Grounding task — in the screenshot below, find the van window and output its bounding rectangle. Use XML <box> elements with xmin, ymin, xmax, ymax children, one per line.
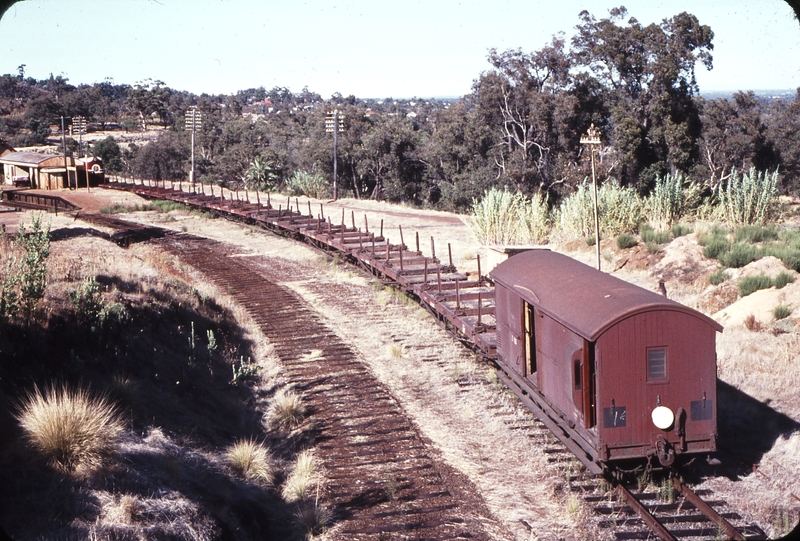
<box><xmin>647</xmin><ymin>348</ymin><xmax>667</xmax><ymax>380</ymax></box>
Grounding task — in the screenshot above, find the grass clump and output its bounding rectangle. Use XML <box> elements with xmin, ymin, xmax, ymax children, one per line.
<box><xmin>225</xmin><ymin>438</ymin><xmax>274</xmax><ymax>485</ymax></box>
<box><xmin>294</xmin><ymin>502</ymin><xmax>332</xmax><ymax>537</ymax></box>
<box><xmin>14</xmin><ymin>384</ymin><xmax>124</xmax><ymax>472</ymax></box>
<box><xmin>639</xmin><ymin>223</ymin><xmax>672</xmax><ymax>244</ymax></box>
<box><xmin>773</xmin><ymin>304</ymin><xmax>793</xmax><ymax>321</ymax></box>
<box><xmin>708</xmin><ymin>268</ymin><xmax>731</xmax><ymax>286</ymax></box>
<box><xmin>282</xmin><ymin>450</ymin><xmax>318</xmax><ymax>502</ymax></box>
<box><xmin>718</xmin><ymin>243</ymin><xmax>759</xmax><ymax>268</ymax></box>
<box><xmin>671</xmin><ymin>223</ymin><xmax>693</xmax><ymax>238</ymax></box>
<box><xmin>266</xmin><ymin>388</ymin><xmax>306</xmax><ymax>431</ymax></box>
<box><xmin>734</xmin><ymin>224</ymin><xmax>779</xmax><ymax>243</ymax></box>
<box><xmin>738</xmin><ymin>274</ymin><xmax>774</xmax><ymax>297</ymax></box>
<box><xmin>774</xmin><ymin>271</ymin><xmax>795</xmax><ymax>289</ymax></box>
<box><xmin>616</xmin><ymin>233</ymin><xmax>637</xmax><ymax>249</ymax></box>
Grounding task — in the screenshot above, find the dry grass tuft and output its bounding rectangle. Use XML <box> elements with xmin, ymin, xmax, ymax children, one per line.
<box><xmin>225</xmin><ymin>438</ymin><xmax>275</xmax><ymax>485</ymax></box>
<box><xmin>266</xmin><ymin>388</ymin><xmax>307</xmax><ymax>431</ymax></box>
<box><xmin>744</xmin><ymin>314</ymin><xmax>762</xmax><ymax>332</ymax></box>
<box><xmin>14</xmin><ymin>384</ymin><xmax>124</xmax><ymax>472</ymax></box>
<box><xmin>293</xmin><ymin>501</ymin><xmax>332</xmax><ymax>538</ymax></box>
<box><xmin>282</xmin><ymin>450</ymin><xmax>319</xmax><ymax>502</ymax></box>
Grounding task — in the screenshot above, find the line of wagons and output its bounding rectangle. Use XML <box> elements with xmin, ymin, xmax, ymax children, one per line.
<box><xmin>489</xmin><ymin>250</ymin><xmax>721</xmax><ymax>474</ymax></box>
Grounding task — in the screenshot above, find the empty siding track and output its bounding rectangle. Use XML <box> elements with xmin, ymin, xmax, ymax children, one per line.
<box><xmin>78</xmin><ymin>213</ymin><xmax>496</xmax><ymax>539</ymax></box>
<box><xmin>77</xmin><ymin>182</ymin><xmax>772</xmax><ymax>540</ymax></box>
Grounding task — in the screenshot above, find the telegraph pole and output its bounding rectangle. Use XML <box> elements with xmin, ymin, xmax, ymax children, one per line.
<box><xmin>60</xmin><ymin>116</ymin><xmax>70</xmax><ymax>190</ymax></box>
<box><xmin>580</xmin><ymin>123</ymin><xmax>602</xmax><ymax>270</ymax></box>
<box><xmin>73</xmin><ymin>116</ymin><xmax>88</xmax><ymax>192</ymax></box>
<box><xmin>325</xmin><ymin>109</ymin><xmax>344</xmax><ymax>200</ymax></box>
<box><xmin>185</xmin><ymin>107</ymin><xmax>202</xmax><ymax>190</ymax></box>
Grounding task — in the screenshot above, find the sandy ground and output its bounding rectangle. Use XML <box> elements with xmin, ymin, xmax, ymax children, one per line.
<box><xmin>4</xmin><ymin>187</ymin><xmax>800</xmax><ymax>538</ymax></box>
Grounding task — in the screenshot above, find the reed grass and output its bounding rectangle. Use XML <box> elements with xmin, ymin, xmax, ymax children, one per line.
<box><xmin>717</xmin><ymin>167</ymin><xmax>780</xmax><ymax>226</ymax></box>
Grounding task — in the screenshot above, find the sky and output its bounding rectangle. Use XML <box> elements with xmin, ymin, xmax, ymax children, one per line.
<box><xmin>0</xmin><ymin>0</ymin><xmax>799</xmax><ymax>99</ymax></box>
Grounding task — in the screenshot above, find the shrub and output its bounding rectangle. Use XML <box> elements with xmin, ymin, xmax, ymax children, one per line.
<box><xmin>734</xmin><ymin>224</ymin><xmax>779</xmax><ymax>244</ymax></box>
<box><xmin>717</xmin><ymin>167</ymin><xmax>779</xmax><ymax>226</ymax></box>
<box><xmin>645</xmin><ymin>241</ymin><xmax>662</xmax><ymax>254</ymax></box>
<box><xmin>68</xmin><ymin>277</ymin><xmax>104</xmax><ymax>327</ymax></box>
<box><xmin>773</xmin><ymin>304</ymin><xmax>793</xmax><ymax>321</ymax></box>
<box><xmin>738</xmin><ymin>274</ymin><xmax>774</xmax><ymax>297</ymax></box>
<box><xmin>774</xmin><ymin>271</ymin><xmax>795</xmax><ymax>289</ymax></box>
<box><xmin>14</xmin><ymin>385</ymin><xmax>123</xmax><ymax>472</ymax></box>
<box><xmin>647</xmin><ymin>172</ymin><xmax>701</xmax><ymax>231</ymax></box>
<box><xmin>709</xmin><ymin>268</ymin><xmax>731</xmax><ymax>285</ymax></box>
<box><xmin>703</xmin><ymin>237</ymin><xmax>731</xmax><ymax>260</ymax></box>
<box><xmin>225</xmin><ymin>438</ymin><xmax>274</xmax><ymax>485</ymax></box>
<box><xmin>266</xmin><ymin>389</ymin><xmax>306</xmax><ymax>431</ymax></box>
<box><xmin>16</xmin><ymin>214</ymin><xmax>51</xmax><ymax>321</ymax></box>
<box><xmin>671</xmin><ymin>223</ymin><xmax>693</xmax><ymax>238</ymax></box>
<box><xmin>616</xmin><ymin>233</ymin><xmax>638</xmax><ymax>249</ymax></box>
<box><xmin>719</xmin><ymin>243</ymin><xmax>759</xmax><ymax>268</ymax></box>
<box><xmin>640</xmin><ymin>223</ymin><xmax>672</xmax><ymax>244</ymax></box>
<box><xmin>285</xmin><ymin>170</ymin><xmax>329</xmax><ymax>199</ymax></box>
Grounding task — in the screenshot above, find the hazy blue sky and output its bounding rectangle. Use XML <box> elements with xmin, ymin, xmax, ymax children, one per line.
<box><xmin>1</xmin><ymin>0</ymin><xmax>798</xmax><ymax>98</ymax></box>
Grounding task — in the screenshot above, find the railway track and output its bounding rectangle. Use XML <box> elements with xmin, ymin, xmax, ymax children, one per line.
<box><xmin>77</xmin><ymin>214</ymin><xmax>498</xmax><ymax>539</ymax></box>
<box><xmin>589</xmin><ymin>477</ymin><xmax>766</xmax><ymax>540</ymax></box>
<box><xmin>77</xmin><ymin>181</ymin><xmax>772</xmax><ymax>540</ymax></box>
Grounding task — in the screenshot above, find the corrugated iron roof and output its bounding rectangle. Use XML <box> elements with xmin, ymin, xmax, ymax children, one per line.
<box><xmin>489</xmin><ymin>249</ymin><xmax>722</xmax><ymax>341</ymax></box>
<box><xmin>0</xmin><ymin>151</ymin><xmax>61</xmax><ymax>165</ymax></box>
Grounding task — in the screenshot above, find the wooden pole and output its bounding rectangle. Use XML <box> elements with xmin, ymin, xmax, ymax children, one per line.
<box><xmin>448</xmin><ymin>243</ymin><xmax>453</xmax><ymax>268</ymax></box>
<box><xmin>431</xmin><ymin>237</ymin><xmax>436</xmax><ymax>259</ymax></box>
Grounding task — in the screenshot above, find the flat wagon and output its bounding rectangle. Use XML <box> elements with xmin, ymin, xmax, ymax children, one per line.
<box><xmin>490</xmin><ymin>249</ymin><xmax>722</xmax><ymax>473</ymax></box>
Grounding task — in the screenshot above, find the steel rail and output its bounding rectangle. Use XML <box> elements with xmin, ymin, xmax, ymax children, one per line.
<box><xmin>615</xmin><ymin>483</ymin><xmax>678</xmax><ymax>541</ymax></box>
<box><xmin>671</xmin><ymin>477</ymin><xmax>745</xmax><ymax>541</ymax></box>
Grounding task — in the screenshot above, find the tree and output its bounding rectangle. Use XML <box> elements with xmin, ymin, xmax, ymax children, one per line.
<box><xmin>766</xmin><ymin>88</ymin><xmax>800</xmax><ymax>191</ymax></box>
<box><xmin>125</xmin><ymin>79</ymin><xmax>172</xmax><ymax>129</ymax></box>
<box><xmin>471</xmin><ymin>38</ymin><xmax>596</xmax><ymax>195</ymax></box>
<box><xmin>698</xmin><ymin>92</ymin><xmax>775</xmax><ymax>188</ymax></box>
<box><xmin>133</xmin><ymin>132</ymin><xmax>187</xmax><ymax>181</ymax></box>
<box><xmin>571</xmin><ymin>7</ymin><xmax>714</xmax><ymax>186</ymax></box>
<box><xmin>92</xmin><ymin>136</ymin><xmax>123</xmax><ymax>173</ymax></box>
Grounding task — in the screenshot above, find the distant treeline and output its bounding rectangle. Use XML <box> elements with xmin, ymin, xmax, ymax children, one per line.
<box><xmin>2</xmin><ymin>7</ymin><xmax>799</xmax><ymax>211</ymax></box>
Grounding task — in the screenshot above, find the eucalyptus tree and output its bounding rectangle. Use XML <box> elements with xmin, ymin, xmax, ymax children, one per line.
<box><xmin>571</xmin><ymin>6</ymin><xmax>714</xmax><ymax>186</ymax></box>
<box><xmin>698</xmin><ymin>91</ymin><xmax>775</xmax><ymax>188</ymax></box>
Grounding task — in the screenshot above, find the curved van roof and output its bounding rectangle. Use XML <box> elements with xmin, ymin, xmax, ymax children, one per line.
<box><xmin>490</xmin><ymin>249</ymin><xmax>723</xmax><ymax>341</ymax></box>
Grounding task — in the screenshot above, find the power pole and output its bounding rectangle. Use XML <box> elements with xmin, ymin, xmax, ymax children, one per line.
<box><xmin>580</xmin><ymin>123</ymin><xmax>602</xmax><ymax>270</ymax></box>
<box><xmin>60</xmin><ymin>116</ymin><xmax>70</xmax><ymax>190</ymax></box>
<box><xmin>185</xmin><ymin>107</ymin><xmax>202</xmax><ymax>190</ymax></box>
<box><xmin>73</xmin><ymin>116</ymin><xmax>88</xmax><ymax>192</ymax></box>
<box><xmin>325</xmin><ymin>109</ymin><xmax>344</xmax><ymax>200</ymax></box>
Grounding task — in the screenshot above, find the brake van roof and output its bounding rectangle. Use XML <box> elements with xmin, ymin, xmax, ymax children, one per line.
<box><xmin>489</xmin><ymin>249</ymin><xmax>723</xmax><ymax>341</ymax></box>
